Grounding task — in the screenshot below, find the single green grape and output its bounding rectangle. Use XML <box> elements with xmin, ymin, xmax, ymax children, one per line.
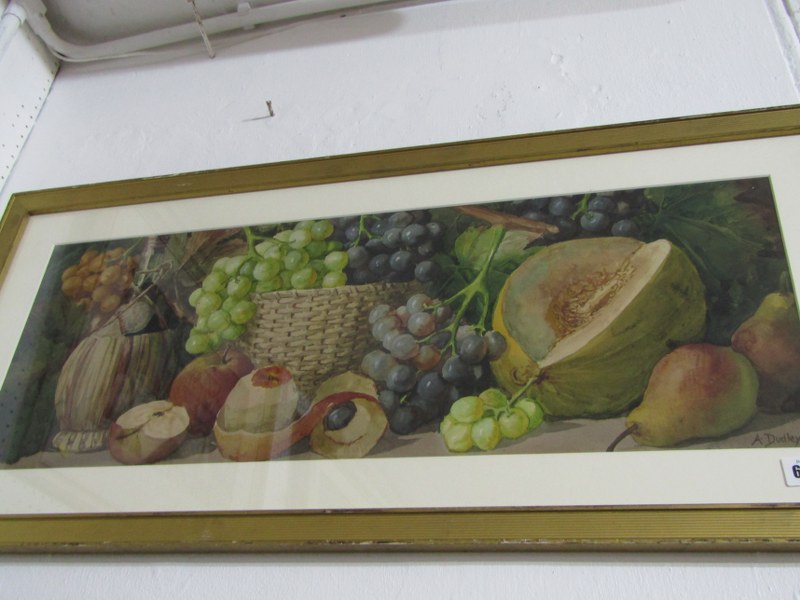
<box><xmin>185</xmin><ymin>332</ymin><xmax>210</xmax><ymax>354</ymax></box>
<box><xmin>449</xmin><ymin>396</ymin><xmax>485</xmax><ymax>424</ymax></box>
<box><xmin>440</xmin><ymin>414</ymin><xmax>457</xmax><ymax>435</ymax></box>
<box><xmin>237</xmin><ymin>258</ymin><xmax>256</xmax><ymax>278</ymax></box>
<box><xmin>324</xmin><ymin>250</ymin><xmax>348</xmax><ymax>272</ymax></box>
<box><xmin>254</xmin><ymin>238</ymin><xmax>279</xmax><ymax>258</ymax></box>
<box><xmin>478</xmin><ymin>388</ymin><xmax>509</xmax><ymax>410</ymax></box>
<box><xmin>207</xmin><ymin>332</ymin><xmax>222</xmax><ymax>351</ymax></box>
<box><xmin>515</xmin><ymin>398</ymin><xmax>545</xmax><ymax>431</ymax></box>
<box><xmin>195</xmin><ymin>292</ymin><xmax>223</xmax><ymax>317</ymax></box>
<box><xmin>188</xmin><ymin>288</ymin><xmax>204</xmax><ymax>307</ymax></box>
<box><xmin>220</xmin><ymin>323</ymin><xmax>246</xmax><ymax>341</ymax></box>
<box><xmin>274</xmin><ymin>230</ymin><xmax>293</xmax><ymax>243</ymax></box>
<box><xmin>326</xmin><ymin>240</ymin><xmax>343</xmax><ymax>252</ymax></box>
<box><xmin>322</xmin><ymin>271</ymin><xmax>347</xmax><ymax>288</ymax></box>
<box><xmin>202</xmin><ymin>270</ymin><xmax>228</xmax><ymax>293</ymax></box>
<box><xmin>310</xmin><ymin>219</ymin><xmax>334</xmax><ymax>240</ymax></box>
<box><xmin>223</xmin><ymin>255</ymin><xmax>248</xmax><ymax>276</ymax></box>
<box><xmin>229</xmin><ymin>299</ymin><xmax>257</xmax><ymax>325</ymax></box>
<box><xmin>289</xmin><ymin>229</ymin><xmax>312</xmax><ymax>249</ymax></box>
<box><xmin>498</xmin><ymin>407</ymin><xmax>529</xmax><ymax>439</ymax></box>
<box><xmin>440</xmin><ymin>416</ymin><xmax>474</xmax><ymax>452</ymax></box>
<box><xmin>294</xmin><ymin>220</ymin><xmax>315</xmax><ymax>231</ymax></box>
<box><xmin>255</xmin><ymin>276</ymin><xmax>283</xmax><ymax>293</ymax></box>
<box><xmin>212</xmin><ymin>257</ymin><xmax>229</xmax><ymax>272</ymax></box>
<box><xmin>270</xmin><ymin>245</ymin><xmax>290</xmax><ymax>261</ymax></box>
<box><xmin>194</xmin><ymin>315</ymin><xmax>209</xmax><ymax>332</ymax></box>
<box><xmin>471</xmin><ymin>417</ymin><xmax>502</xmax><ymax>451</ymax></box>
<box><xmin>308</xmin><ymin>258</ymin><xmax>327</xmax><ymax>274</ymax></box>
<box><xmin>261</xmin><ymin>243</ymin><xmax>286</xmax><ymax>261</ymax></box>
<box><xmin>207</xmin><ymin>309</ymin><xmax>232</xmax><ymax>332</ymax></box>
<box><xmin>226</xmin><ymin>275</ymin><xmax>253</xmax><ymax>299</ymax></box>
<box><xmin>283</xmin><ymin>249</ymin><xmax>309</xmax><ymax>272</ymax></box>
<box><xmin>253</xmin><ymin>258</ymin><xmax>281</xmax><ymax>282</ymax></box>
<box><xmin>221</xmin><ymin>296</ymin><xmax>239</xmax><ymax>312</ymax></box>
<box><xmin>290</xmin><ymin>266</ymin><xmax>317</xmax><ymax>289</ymax></box>
<box><xmin>306</xmin><ymin>240</ymin><xmax>328</xmax><ymax>259</ymax></box>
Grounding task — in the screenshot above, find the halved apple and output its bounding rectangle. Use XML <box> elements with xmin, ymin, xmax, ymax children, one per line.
<box><xmin>108</xmin><ymin>400</ymin><xmax>190</xmax><ymax>465</ymax></box>
<box><xmin>308</xmin><ymin>372</ymin><xmax>387</xmax><ymax>459</ymax></box>
<box><xmin>309</xmin><ymin>397</ymin><xmax>388</xmax><ymax>459</ymax></box>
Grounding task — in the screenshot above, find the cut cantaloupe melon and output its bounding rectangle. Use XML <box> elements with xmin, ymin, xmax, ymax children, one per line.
<box><xmin>491</xmin><ymin>237</ymin><xmax>707</xmax><ymax>418</ymax></box>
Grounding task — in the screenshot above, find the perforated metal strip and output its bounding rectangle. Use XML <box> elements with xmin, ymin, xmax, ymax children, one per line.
<box><xmin>0</xmin><ymin>20</ymin><xmax>59</xmax><ymax>196</ymax></box>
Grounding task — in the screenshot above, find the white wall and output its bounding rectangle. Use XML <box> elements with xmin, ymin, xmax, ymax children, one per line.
<box><xmin>4</xmin><ymin>0</ymin><xmax>800</xmax><ymax>195</ymax></box>
<box><xmin>2</xmin><ymin>0</ymin><xmax>800</xmax><ymax>597</ymax></box>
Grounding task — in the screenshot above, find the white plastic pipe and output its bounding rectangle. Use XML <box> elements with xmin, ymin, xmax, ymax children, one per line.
<box><xmin>17</xmin><ymin>0</ymin><xmax>439</xmax><ymax>62</ymax></box>
<box><xmin>0</xmin><ymin>0</ymin><xmax>27</xmax><ymax>58</ymax></box>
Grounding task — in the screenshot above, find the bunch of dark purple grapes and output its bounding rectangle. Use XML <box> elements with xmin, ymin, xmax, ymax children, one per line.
<box><xmin>502</xmin><ymin>189</ymin><xmax>647</xmax><ymax>243</ymax></box>
<box><xmin>360</xmin><ymin>293</ymin><xmax>508</xmax><ymax>435</ymax></box>
<box><xmin>331</xmin><ymin>210</ymin><xmax>445</xmax><ymax>285</ymax></box>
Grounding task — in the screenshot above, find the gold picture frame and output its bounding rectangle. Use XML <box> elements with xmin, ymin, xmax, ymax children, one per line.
<box><xmin>1</xmin><ymin>105</ymin><xmax>800</xmax><ymax>552</ymax></box>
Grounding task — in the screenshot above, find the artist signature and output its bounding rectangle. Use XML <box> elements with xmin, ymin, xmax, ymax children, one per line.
<box><xmin>751</xmin><ymin>432</ymin><xmax>800</xmax><ymax>447</ymax></box>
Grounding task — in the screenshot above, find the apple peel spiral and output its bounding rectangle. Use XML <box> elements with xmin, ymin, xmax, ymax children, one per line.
<box><xmin>213</xmin><ymin>370</ymin><xmax>387</xmax><ymax>461</ymax></box>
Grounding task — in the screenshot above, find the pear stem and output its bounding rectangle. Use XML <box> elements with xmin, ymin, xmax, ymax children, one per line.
<box><xmin>606</xmin><ymin>424</ymin><xmax>638</xmax><ymax>452</ymax></box>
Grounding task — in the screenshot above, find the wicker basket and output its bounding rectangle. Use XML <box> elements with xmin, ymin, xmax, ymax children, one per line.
<box><xmin>238</xmin><ymin>281</ymin><xmax>419</xmax><ymax>395</ymax></box>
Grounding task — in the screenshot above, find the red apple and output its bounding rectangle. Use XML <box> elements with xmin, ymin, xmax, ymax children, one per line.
<box><xmin>109</xmin><ymin>400</ymin><xmax>190</xmax><ymax>465</ymax></box>
<box><xmin>169</xmin><ymin>347</ymin><xmax>254</xmax><ymax>435</ymax></box>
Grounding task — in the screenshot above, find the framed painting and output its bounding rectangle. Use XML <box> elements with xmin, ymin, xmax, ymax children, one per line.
<box><xmin>1</xmin><ymin>106</ymin><xmax>800</xmax><ymax>552</ymax></box>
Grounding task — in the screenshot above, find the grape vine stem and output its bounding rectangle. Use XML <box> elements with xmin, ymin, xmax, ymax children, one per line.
<box><xmin>509</xmin><ymin>371</ymin><xmax>542</xmax><ymax>405</ymax></box>
<box><xmin>438</xmin><ymin>225</ymin><xmax>506</xmax><ymax>351</ymax></box>
<box><xmin>243</xmin><ymin>226</ymin><xmax>261</xmax><ymax>255</ymax></box>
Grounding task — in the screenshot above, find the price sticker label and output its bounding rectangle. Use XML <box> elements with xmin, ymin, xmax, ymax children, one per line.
<box><xmin>780</xmin><ymin>458</ymin><xmax>800</xmax><ymax>487</ymax></box>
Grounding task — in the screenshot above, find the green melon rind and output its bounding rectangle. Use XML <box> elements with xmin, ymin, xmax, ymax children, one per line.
<box><xmin>491</xmin><ymin>238</ymin><xmax>707</xmax><ymax>418</ymax></box>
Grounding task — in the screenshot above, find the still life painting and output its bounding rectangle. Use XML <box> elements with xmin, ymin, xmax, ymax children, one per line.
<box><xmin>1</xmin><ymin>176</ymin><xmax>798</xmax><ymax>469</ymax></box>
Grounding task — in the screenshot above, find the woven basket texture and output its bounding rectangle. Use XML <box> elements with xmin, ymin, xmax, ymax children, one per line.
<box><xmin>239</xmin><ymin>282</ymin><xmax>418</xmax><ymax>394</ymax></box>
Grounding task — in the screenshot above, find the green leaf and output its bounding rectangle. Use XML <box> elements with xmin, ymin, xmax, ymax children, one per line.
<box><xmin>644</xmin><ymin>179</ymin><xmax>787</xmax><ymax>343</ymax></box>
<box><xmin>455</xmin><ymin>225</ymin><xmax>538</xmax><ymax>274</ymax></box>
<box><xmin>441</xmin><ymin>225</ymin><xmax>541</xmax><ymax>326</ymax></box>
<box><xmin>494</xmin><ymin>229</ymin><xmax>541</xmax><ymax>266</ymax></box>
<box><xmin>453</xmin><ymin>226</ymin><xmax>490</xmax><ymax>271</ymax></box>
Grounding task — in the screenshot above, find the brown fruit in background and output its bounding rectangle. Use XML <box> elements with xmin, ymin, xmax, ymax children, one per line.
<box><xmin>80</xmin><ymin>249</ymin><xmax>99</xmax><ymax>265</ymax></box>
<box><xmin>61</xmin><ymin>276</ymin><xmax>82</xmax><ymax>297</ymax></box>
<box><xmin>99</xmin><ymin>264</ymin><xmax>122</xmax><ymax>285</ymax></box>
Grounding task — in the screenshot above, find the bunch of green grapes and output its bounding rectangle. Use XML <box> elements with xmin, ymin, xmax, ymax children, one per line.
<box><xmin>184</xmin><ymin>219</ymin><xmax>348</xmax><ymax>355</ymax></box>
<box><xmin>440</xmin><ymin>387</ymin><xmax>544</xmax><ymax>452</ymax></box>
<box><xmin>250</xmin><ymin>219</ymin><xmax>349</xmax><ymax>292</ymax></box>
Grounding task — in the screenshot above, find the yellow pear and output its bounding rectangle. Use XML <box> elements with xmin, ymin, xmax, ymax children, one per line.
<box><xmin>731</xmin><ymin>291</ymin><xmax>800</xmax><ymax>412</ymax></box>
<box><xmin>611</xmin><ymin>343</ymin><xmax>758</xmax><ymax>449</ymax></box>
